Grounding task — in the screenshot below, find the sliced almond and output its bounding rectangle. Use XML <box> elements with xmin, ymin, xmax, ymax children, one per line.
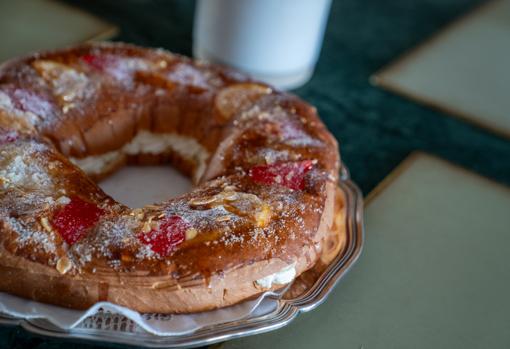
<box><xmin>216</xmin><ymin>215</ymin><xmax>231</xmax><ymax>222</ymax></box>
<box><xmin>56</xmin><ymin>196</ymin><xmax>71</xmax><ymax>205</ymax></box>
<box><xmin>158</xmin><ymin>60</ymin><xmax>168</xmax><ymax>68</ymax></box>
<box><xmin>62</xmin><ymin>103</ymin><xmax>75</xmax><ymax>113</ymax></box>
<box><xmin>188</xmin><ymin>196</ymin><xmax>217</xmax><ymax>207</ymax></box>
<box><xmin>130</xmin><ymin>208</ymin><xmax>145</xmax><ymax>220</ymax></box>
<box><xmin>255</xmin><ymin>203</ymin><xmax>272</xmax><ymax>228</ymax></box>
<box><xmin>56</xmin><ymin>256</ymin><xmax>72</xmax><ymax>274</ymax></box>
<box><xmin>221</xmin><ymin>191</ymin><xmax>238</xmax><ymax>201</ymax></box>
<box><xmin>222</xmin><ymin>184</ymin><xmax>237</xmax><ymax>191</ymax></box>
<box><xmin>40</xmin><ymin>217</ymin><xmax>53</xmax><ymax>233</ymax></box>
<box><xmin>141</xmin><ymin>221</ymin><xmax>152</xmax><ymax>233</ymax></box>
<box><xmin>32</xmin><ymin>60</ymin><xmax>68</xmax><ymax>81</ymax></box>
<box><xmin>185</xmin><ymin>228</ymin><xmax>198</xmax><ymax>240</ymax></box>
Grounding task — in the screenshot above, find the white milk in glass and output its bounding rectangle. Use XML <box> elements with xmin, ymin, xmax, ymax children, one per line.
<box><xmin>193</xmin><ymin>0</ymin><xmax>332</xmax><ymax>90</ymax></box>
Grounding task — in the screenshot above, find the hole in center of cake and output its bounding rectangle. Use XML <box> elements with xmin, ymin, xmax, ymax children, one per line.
<box><xmin>98</xmin><ymin>165</ymin><xmax>192</xmax><ymax>208</ymax></box>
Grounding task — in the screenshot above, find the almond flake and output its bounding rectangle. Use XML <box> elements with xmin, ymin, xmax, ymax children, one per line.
<box><xmin>188</xmin><ymin>196</ymin><xmax>217</xmax><ymax>207</ymax></box>
<box><xmin>56</xmin><ymin>256</ymin><xmax>72</xmax><ymax>274</ymax></box>
<box><xmin>142</xmin><ymin>221</ymin><xmax>152</xmax><ymax>233</ymax></box>
<box><xmin>216</xmin><ymin>215</ymin><xmax>231</xmax><ymax>222</ymax></box>
<box><xmin>255</xmin><ymin>203</ymin><xmax>272</xmax><ymax>228</ymax></box>
<box><xmin>40</xmin><ymin>217</ymin><xmax>53</xmax><ymax>233</ymax></box>
<box><xmin>185</xmin><ymin>228</ymin><xmax>198</xmax><ymax>240</ymax></box>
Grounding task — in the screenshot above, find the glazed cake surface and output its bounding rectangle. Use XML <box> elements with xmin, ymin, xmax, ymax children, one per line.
<box><xmin>0</xmin><ymin>43</ymin><xmax>341</xmax><ymax>313</ymax></box>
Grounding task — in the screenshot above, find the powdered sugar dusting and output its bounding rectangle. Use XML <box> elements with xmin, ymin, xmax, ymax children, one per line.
<box><xmin>12</xmin><ymin>88</ymin><xmax>54</xmax><ymax>124</ymax></box>
<box><xmin>83</xmin><ymin>54</ymin><xmax>153</xmax><ymax>85</ymax></box>
<box><xmin>0</xmin><ymin>143</ymin><xmax>52</xmax><ymax>190</ymax></box>
<box><xmin>108</xmin><ymin>57</ymin><xmax>152</xmax><ymax>83</ymax></box>
<box><xmin>4</xmin><ymin>217</ymin><xmax>57</xmax><ymax>255</ymax></box>
<box><xmin>0</xmin><ymin>90</ymin><xmax>41</xmax><ymax>126</ymax></box>
<box><xmin>0</xmin><ymin>43</ymin><xmax>334</xmax><ymax>286</ymax></box>
<box><xmin>166</xmin><ymin>63</ymin><xmax>214</xmax><ymax>89</ymax></box>
<box><xmin>73</xmin><ymin>214</ymin><xmax>143</xmax><ymax>266</ymax></box>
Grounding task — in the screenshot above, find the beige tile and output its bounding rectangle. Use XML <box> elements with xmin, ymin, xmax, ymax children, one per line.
<box><xmin>0</xmin><ymin>0</ymin><xmax>117</xmax><ymax>62</ymax></box>
<box><xmin>372</xmin><ymin>0</ymin><xmax>510</xmax><ymax>138</ymax></box>
<box><xmin>223</xmin><ymin>153</ymin><xmax>510</xmax><ymax>349</ymax></box>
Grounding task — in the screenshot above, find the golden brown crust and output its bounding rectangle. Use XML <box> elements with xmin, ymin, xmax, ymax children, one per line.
<box><xmin>0</xmin><ymin>186</ymin><xmax>345</xmax><ymax>313</ymax></box>
<box><xmin>0</xmin><ymin>43</ymin><xmax>341</xmax><ymax>313</ymax></box>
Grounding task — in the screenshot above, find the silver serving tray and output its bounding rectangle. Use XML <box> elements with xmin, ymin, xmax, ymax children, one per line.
<box><xmin>0</xmin><ymin>166</ymin><xmax>364</xmax><ymax>348</ymax></box>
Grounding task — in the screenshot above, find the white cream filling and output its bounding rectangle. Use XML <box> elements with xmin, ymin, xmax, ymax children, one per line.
<box><xmin>71</xmin><ymin>131</ymin><xmax>209</xmax><ymax>182</ymax></box>
<box><xmin>255</xmin><ymin>263</ymin><xmax>296</xmax><ymax>289</ymax></box>
<box><xmin>72</xmin><ymin>151</ymin><xmax>120</xmax><ymax>175</ymax></box>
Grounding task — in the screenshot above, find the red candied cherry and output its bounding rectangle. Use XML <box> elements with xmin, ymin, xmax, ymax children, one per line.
<box><xmin>0</xmin><ymin>129</ymin><xmax>18</xmax><ymax>145</ymax></box>
<box><xmin>81</xmin><ymin>54</ymin><xmax>112</xmax><ymax>71</ymax></box>
<box><xmin>138</xmin><ymin>215</ymin><xmax>187</xmax><ymax>256</ymax></box>
<box><xmin>51</xmin><ymin>196</ymin><xmax>104</xmax><ymax>245</ymax></box>
<box><xmin>249</xmin><ymin>160</ymin><xmax>314</xmax><ymax>190</ymax></box>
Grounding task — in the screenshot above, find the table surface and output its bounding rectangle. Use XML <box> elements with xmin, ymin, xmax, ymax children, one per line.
<box><xmin>2</xmin><ymin>0</ymin><xmax>509</xmax><ymax>348</ymax></box>
<box><xmin>223</xmin><ymin>153</ymin><xmax>510</xmax><ymax>349</ymax></box>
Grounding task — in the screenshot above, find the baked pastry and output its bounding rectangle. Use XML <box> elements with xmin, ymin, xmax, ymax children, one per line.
<box><xmin>0</xmin><ymin>43</ymin><xmax>341</xmax><ymax>313</ymax></box>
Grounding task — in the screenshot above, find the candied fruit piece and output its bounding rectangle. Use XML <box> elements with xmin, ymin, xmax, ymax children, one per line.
<box><xmin>51</xmin><ymin>196</ymin><xmax>104</xmax><ymax>245</ymax></box>
<box><xmin>249</xmin><ymin>160</ymin><xmax>314</xmax><ymax>190</ymax></box>
<box><xmin>138</xmin><ymin>215</ymin><xmax>187</xmax><ymax>256</ymax></box>
<box><xmin>81</xmin><ymin>54</ymin><xmax>111</xmax><ymax>71</ymax></box>
<box><xmin>215</xmin><ymin>83</ymin><xmax>271</xmax><ymax>120</ymax></box>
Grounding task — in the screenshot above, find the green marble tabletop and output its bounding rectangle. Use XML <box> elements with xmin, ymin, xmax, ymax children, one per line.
<box><xmin>1</xmin><ymin>0</ymin><xmax>509</xmax><ymax>348</ymax></box>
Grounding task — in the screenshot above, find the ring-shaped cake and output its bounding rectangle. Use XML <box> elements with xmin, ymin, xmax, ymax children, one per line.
<box><xmin>0</xmin><ymin>43</ymin><xmax>341</xmax><ymax>313</ymax></box>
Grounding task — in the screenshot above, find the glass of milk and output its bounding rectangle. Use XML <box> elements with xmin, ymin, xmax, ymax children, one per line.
<box><xmin>193</xmin><ymin>0</ymin><xmax>332</xmax><ymax>90</ymax></box>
